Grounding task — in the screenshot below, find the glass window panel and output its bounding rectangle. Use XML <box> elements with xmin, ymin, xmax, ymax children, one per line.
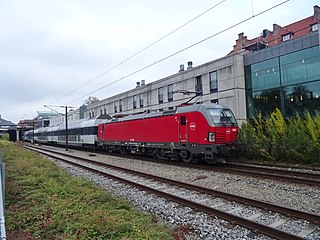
<box><xmin>168</xmin><ymin>84</ymin><xmax>173</xmax><ymax>102</ymax></box>
<box><xmin>306</xmin><ymin>55</ymin><xmax>320</xmax><ymax>81</ymax></box>
<box><xmin>251</xmin><ymin>67</ymin><xmax>280</xmax><ymax>91</ymax></box>
<box><xmin>312</xmin><ymin>24</ymin><xmax>318</xmax><ymax>32</ymax></box>
<box><xmin>280</xmin><ymin>46</ymin><xmax>319</xmax><ymax>65</ymax></box>
<box><xmin>139</xmin><ymin>94</ymin><xmax>143</xmax><ymax>107</ymax></box>
<box><xmin>208</xmin><ymin>108</ymin><xmax>237</xmax><ymax>125</ymax></box>
<box><xmin>245</xmin><ymin>66</ymin><xmax>252</xmax><ymax>90</ymax></box>
<box><xmin>114</xmin><ymin>103</ymin><xmax>117</xmax><ymax>113</ymax></box>
<box><xmin>195</xmin><ymin>76</ymin><xmax>203</xmax><ymax>95</ymax></box>
<box><xmin>281</xmin><ymin>61</ymin><xmax>307</xmax><ymax>86</ymax></box>
<box><xmin>251</xmin><ymin>58</ymin><xmax>280</xmax><ymax>91</ymax></box>
<box><xmin>180</xmin><ymin>116</ymin><xmax>186</xmax><ymax>126</ymax></box>
<box><xmin>311</xmin><ymin>24</ymin><xmax>318</xmax><ymax>32</ymax></box>
<box><xmin>133</xmin><ymin>95</ymin><xmax>137</xmax><ymax>109</ymax></box>
<box><xmin>249</xmin><ymin>89</ymin><xmax>281</xmax><ymax>118</ymax></box>
<box><xmin>119</xmin><ymin>100</ymin><xmax>122</xmax><ymax>112</ymax></box>
<box><xmin>158</xmin><ymin>87</ymin><xmax>163</xmax><ymax>104</ymax></box>
<box><xmin>251</xmin><ymin>58</ymin><xmax>278</xmax><ymax>72</ymax></box>
<box><xmin>209</xmin><ymin>71</ymin><xmax>218</xmax><ymax>92</ymax></box>
<box><xmin>283</xmin><ymin>82</ymin><xmax>320</xmax><ymax>117</ymax></box>
<box><xmin>281</xmin><ymin>55</ymin><xmax>320</xmax><ymax>86</ymax></box>
<box><xmin>282</xmin><ymin>34</ymin><xmax>291</xmax><ymax>42</ymax></box>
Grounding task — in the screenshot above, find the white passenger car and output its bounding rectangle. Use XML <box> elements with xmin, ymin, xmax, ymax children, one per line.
<box><xmin>24</xmin><ymin>115</ymin><xmax>111</xmax><ymax>149</ymax></box>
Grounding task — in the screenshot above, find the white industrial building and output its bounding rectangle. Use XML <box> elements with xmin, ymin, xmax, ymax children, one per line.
<box><xmin>85</xmin><ymin>53</ymin><xmax>247</xmax><ymax>124</ymax></box>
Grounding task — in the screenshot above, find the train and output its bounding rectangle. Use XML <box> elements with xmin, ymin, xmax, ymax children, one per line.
<box><xmin>24</xmin><ymin>103</ymin><xmax>240</xmax><ymax>163</ymax></box>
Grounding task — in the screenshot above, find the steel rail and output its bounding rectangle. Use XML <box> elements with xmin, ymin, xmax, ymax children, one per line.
<box><xmin>26</xmin><ymin>146</ymin><xmax>319</xmax><ymax>239</ymax></box>
<box><xmin>225</xmin><ymin>163</ymin><xmax>320</xmax><ymax>178</ymax></box>
<box><xmin>212</xmin><ymin>165</ymin><xmax>320</xmax><ymax>186</ymax></box>
<box><xmin>98</xmin><ymin>146</ymin><xmax>320</xmax><ymax>186</ymax></box>
<box><xmin>25</xmin><ymin>143</ymin><xmax>320</xmax><ymax>186</ymax></box>
<box><xmin>26</xmin><ymin>145</ymin><xmax>320</xmax><ymax>223</ymax></box>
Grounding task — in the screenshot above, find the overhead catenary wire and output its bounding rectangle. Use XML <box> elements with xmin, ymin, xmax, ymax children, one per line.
<box><xmin>66</xmin><ymin>0</ymin><xmax>290</xmax><ymax>105</ymax></box>
<box><xmin>52</xmin><ymin>0</ymin><xmax>227</xmax><ymax>104</ymax></box>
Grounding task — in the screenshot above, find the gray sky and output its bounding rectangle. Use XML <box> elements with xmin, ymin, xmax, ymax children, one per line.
<box><xmin>1</xmin><ymin>0</ymin><xmax>318</xmax><ymax>123</ymax></box>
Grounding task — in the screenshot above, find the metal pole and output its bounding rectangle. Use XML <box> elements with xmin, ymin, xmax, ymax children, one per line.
<box><xmin>1</xmin><ymin>162</ymin><xmax>4</xmax><ymax>209</ymax></box>
<box><xmin>65</xmin><ymin>106</ymin><xmax>68</xmax><ymax>151</ymax></box>
<box><xmin>32</xmin><ymin>120</ymin><xmax>35</xmax><ymax>145</ymax></box>
<box><xmin>0</xmin><ymin>151</ymin><xmax>2</xmax><ymax>206</ymax></box>
<box><xmin>0</xmin><ymin>150</ymin><xmax>6</xmax><ymax>239</ymax></box>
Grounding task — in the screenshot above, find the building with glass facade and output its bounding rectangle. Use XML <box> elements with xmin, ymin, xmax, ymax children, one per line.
<box><xmin>77</xmin><ymin>6</ymin><xmax>320</xmax><ymax>124</ymax></box>
<box><xmin>244</xmin><ymin>30</ymin><xmax>320</xmax><ymax>119</ymax></box>
<box><xmin>39</xmin><ymin>5</ymin><xmax>320</xmax><ymax>128</ymax></box>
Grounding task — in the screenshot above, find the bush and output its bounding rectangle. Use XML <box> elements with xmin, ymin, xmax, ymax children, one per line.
<box><xmin>0</xmin><ymin>133</ymin><xmax>10</xmax><ymax>141</ymax></box>
<box><xmin>238</xmin><ymin>110</ymin><xmax>320</xmax><ymax>164</ymax></box>
<box><xmin>265</xmin><ymin>109</ymin><xmax>287</xmax><ymax>160</ymax></box>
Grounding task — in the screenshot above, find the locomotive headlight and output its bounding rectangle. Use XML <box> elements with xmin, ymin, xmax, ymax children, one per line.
<box><xmin>208</xmin><ymin>132</ymin><xmax>216</xmax><ymax>142</ymax></box>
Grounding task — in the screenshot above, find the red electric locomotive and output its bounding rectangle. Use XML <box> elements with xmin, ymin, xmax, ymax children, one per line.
<box><xmin>97</xmin><ymin>103</ymin><xmax>238</xmax><ymax>163</ymax></box>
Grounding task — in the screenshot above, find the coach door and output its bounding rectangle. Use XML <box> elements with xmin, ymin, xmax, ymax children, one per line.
<box><xmin>178</xmin><ymin>115</ymin><xmax>188</xmax><ymax>144</ymax></box>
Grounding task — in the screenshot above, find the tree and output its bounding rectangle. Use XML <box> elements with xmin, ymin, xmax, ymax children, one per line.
<box><xmin>84</xmin><ymin>96</ymin><xmax>99</xmax><ymax>105</ymax></box>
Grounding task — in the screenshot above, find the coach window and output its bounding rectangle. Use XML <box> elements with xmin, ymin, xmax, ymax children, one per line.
<box><xmin>180</xmin><ymin>116</ymin><xmax>186</xmax><ymax>126</ymax></box>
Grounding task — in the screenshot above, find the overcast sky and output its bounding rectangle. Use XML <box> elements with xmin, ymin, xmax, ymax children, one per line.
<box><xmin>1</xmin><ymin>0</ymin><xmax>318</xmax><ymax>123</ymax></box>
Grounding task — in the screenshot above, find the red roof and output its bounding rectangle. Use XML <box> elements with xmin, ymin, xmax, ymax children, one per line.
<box><xmin>266</xmin><ymin>16</ymin><xmax>319</xmax><ymax>47</ymax></box>
<box><xmin>228</xmin><ymin>5</ymin><xmax>320</xmax><ymax>55</ymax></box>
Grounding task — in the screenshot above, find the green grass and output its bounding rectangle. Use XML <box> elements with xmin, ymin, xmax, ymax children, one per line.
<box><xmin>1</xmin><ymin>141</ymin><xmax>174</xmax><ymax>240</ymax></box>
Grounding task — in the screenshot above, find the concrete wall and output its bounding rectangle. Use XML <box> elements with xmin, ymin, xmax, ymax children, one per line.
<box><xmin>86</xmin><ymin>53</ymin><xmax>247</xmax><ymax>124</ymax></box>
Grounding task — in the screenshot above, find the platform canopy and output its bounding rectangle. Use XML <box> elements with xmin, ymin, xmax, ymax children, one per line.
<box><xmin>0</xmin><ymin>114</ymin><xmax>16</xmax><ymax>128</ymax></box>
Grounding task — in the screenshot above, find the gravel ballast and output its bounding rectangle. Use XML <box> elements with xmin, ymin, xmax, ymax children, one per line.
<box><xmin>42</xmin><ymin>146</ymin><xmax>320</xmax><ymax>239</ymax></box>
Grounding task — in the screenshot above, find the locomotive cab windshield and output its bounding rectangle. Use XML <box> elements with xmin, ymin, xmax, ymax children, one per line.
<box><xmin>208</xmin><ymin>108</ymin><xmax>237</xmax><ymax>126</ymax></box>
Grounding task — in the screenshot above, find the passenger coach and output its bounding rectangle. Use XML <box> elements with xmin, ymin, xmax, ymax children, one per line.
<box><xmin>25</xmin><ymin>115</ymin><xmax>110</xmax><ymax>148</ymax></box>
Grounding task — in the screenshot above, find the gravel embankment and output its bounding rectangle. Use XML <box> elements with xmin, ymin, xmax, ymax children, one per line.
<box><xmin>43</xmin><ymin>146</ymin><xmax>320</xmax><ymax>239</ymax></box>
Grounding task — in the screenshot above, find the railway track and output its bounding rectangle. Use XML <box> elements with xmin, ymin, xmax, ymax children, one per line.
<box><xmin>145</xmin><ymin>159</ymin><xmax>320</xmax><ymax>187</ymax></box>
<box><xmin>217</xmin><ymin>163</ymin><xmax>320</xmax><ymax>186</ymax></box>
<box><xmin>26</xmin><ymin>145</ymin><xmax>320</xmax><ymax>240</ymax></box>
<box><xmin>93</xmin><ymin>145</ymin><xmax>320</xmax><ymax>186</ymax></box>
<box><xmin>104</xmin><ymin>151</ymin><xmax>320</xmax><ymax>186</ymax></box>
<box><xmin>27</xmin><ymin>143</ymin><xmax>320</xmax><ymax>187</ymax></box>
